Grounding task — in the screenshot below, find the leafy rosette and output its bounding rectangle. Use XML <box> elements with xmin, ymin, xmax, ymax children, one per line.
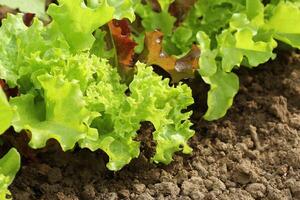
<box><xmin>80</xmin><ymin>62</ymin><xmax>194</xmax><ymax>170</ymax></box>
<box><xmin>134</xmin><ymin>0</ymin><xmax>300</xmax><ymax>121</ymax></box>
<box><xmin>129</xmin><ymin>63</ymin><xmax>194</xmax><ymax>164</ymax></box>
<box><xmin>0</xmin><ymin>14</ymin><xmax>98</xmax><ymax>151</ymax></box>
<box><xmin>0</xmin><ymin>14</ymin><xmax>194</xmax><ymax>171</ymax></box>
<box><xmin>191</xmin><ymin>0</ymin><xmax>300</xmax><ymax>120</ymax></box>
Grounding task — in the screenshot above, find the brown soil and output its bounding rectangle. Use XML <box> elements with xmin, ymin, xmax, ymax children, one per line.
<box><xmin>7</xmin><ymin>52</ymin><xmax>300</xmax><ymax>200</ymax></box>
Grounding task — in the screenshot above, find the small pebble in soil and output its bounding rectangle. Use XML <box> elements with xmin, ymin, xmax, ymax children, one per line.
<box><xmin>181</xmin><ymin>178</ymin><xmax>206</xmax><ymax>196</ymax></box>
<box><xmin>118</xmin><ymin>189</ymin><xmax>130</xmax><ymax>199</ymax></box>
<box><xmin>136</xmin><ymin>192</ymin><xmax>154</xmax><ymax>200</ymax></box>
<box><xmin>154</xmin><ymin>182</ymin><xmax>180</xmax><ymax>197</ymax></box>
<box><xmin>245</xmin><ymin>183</ymin><xmax>266</xmax><ymax>198</ymax></box>
<box><xmin>192</xmin><ymin>161</ymin><xmax>208</xmax><ymax>177</ymax></box>
<box><xmin>133</xmin><ymin>183</ymin><xmax>146</xmax><ymax>194</ymax></box>
<box><xmin>81</xmin><ymin>184</ymin><xmax>96</xmax><ymax>200</ymax></box>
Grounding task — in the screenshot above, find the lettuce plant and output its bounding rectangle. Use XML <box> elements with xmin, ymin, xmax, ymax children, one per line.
<box><xmin>0</xmin><ymin>12</ymin><xmax>194</xmax><ymax>171</ymax></box>
<box><xmin>196</xmin><ymin>0</ymin><xmax>300</xmax><ymax>120</ymax></box>
<box><xmin>0</xmin><ymin>1</ymin><xmax>194</xmax><ymax>194</ymax></box>
<box><xmin>134</xmin><ymin>0</ymin><xmax>300</xmax><ymax>120</ymax></box>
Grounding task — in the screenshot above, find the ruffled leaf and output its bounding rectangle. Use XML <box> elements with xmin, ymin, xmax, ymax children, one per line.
<box><xmin>0</xmin><ymin>14</ymin><xmax>69</xmax><ymax>88</ymax></box>
<box><xmin>219</xmin><ymin>14</ymin><xmax>277</xmax><ymax>72</ymax></box>
<box><xmin>0</xmin><ymin>14</ymin><xmax>28</xmax><ymax>87</ymax></box>
<box><xmin>107</xmin><ymin>0</ymin><xmax>136</xmax><ymax>22</ymax></box>
<box><xmin>47</xmin><ymin>0</ymin><xmax>114</xmax><ymax>51</ymax></box>
<box><xmin>80</xmin><ymin>60</ymin><xmax>140</xmax><ymax>170</ymax></box>
<box><xmin>10</xmin><ymin>75</ymin><xmax>98</xmax><ymax>151</ymax></box>
<box><xmin>202</xmin><ymin>67</ymin><xmax>239</xmax><ymax>121</ymax></box>
<box><xmin>80</xmin><ymin>61</ymin><xmax>194</xmax><ymax>170</ymax></box>
<box><xmin>130</xmin><ymin>63</ymin><xmax>194</xmax><ymax>164</ymax></box>
<box><xmin>87</xmin><ymin>0</ymin><xmax>136</xmax><ymax>22</ymax></box>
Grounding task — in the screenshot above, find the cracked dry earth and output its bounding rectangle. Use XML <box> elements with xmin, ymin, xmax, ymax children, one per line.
<box><xmin>6</xmin><ymin>52</ymin><xmax>300</xmax><ymax>200</ymax></box>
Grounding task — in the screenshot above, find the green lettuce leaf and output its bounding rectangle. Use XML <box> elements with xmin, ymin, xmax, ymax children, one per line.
<box><xmin>87</xmin><ymin>0</ymin><xmax>136</xmax><ymax>22</ymax></box>
<box><xmin>165</xmin><ymin>0</ymin><xmax>246</xmax><ymax>55</ymax></box>
<box><xmin>0</xmin><ymin>14</ymin><xmax>69</xmax><ymax>88</ymax></box>
<box><xmin>169</xmin><ymin>26</ymin><xmax>194</xmax><ymax>55</ymax></box>
<box><xmin>0</xmin><ymin>14</ymin><xmax>101</xmax><ymax>153</ymax></box>
<box><xmin>157</xmin><ymin>0</ymin><xmax>174</xmax><ymax>11</ymax></box>
<box><xmin>135</xmin><ymin>3</ymin><xmax>176</xmax><ymax>36</ymax></box>
<box><xmin>80</xmin><ymin>61</ymin><xmax>194</xmax><ymax>170</ymax></box>
<box><xmin>197</xmin><ymin>31</ymin><xmax>217</xmax><ymax>77</ymax></box>
<box><xmin>266</xmin><ymin>1</ymin><xmax>300</xmax><ymax>48</ymax></box>
<box><xmin>130</xmin><ymin>63</ymin><xmax>194</xmax><ymax>164</ymax></box>
<box><xmin>10</xmin><ymin>75</ymin><xmax>98</xmax><ymax>151</ymax></box>
<box><xmin>0</xmin><ymin>89</ymin><xmax>13</xmax><ymax>134</ymax></box>
<box><xmin>202</xmin><ymin>67</ymin><xmax>239</xmax><ymax>121</ymax></box>
<box><xmin>218</xmin><ymin>13</ymin><xmax>277</xmax><ymax>72</ymax></box>
<box><xmin>80</xmin><ymin>59</ymin><xmax>140</xmax><ymax>170</ymax></box>
<box><xmin>193</xmin><ymin>0</ymin><xmax>281</xmax><ymax>120</ymax></box>
<box><xmin>0</xmin><ymin>14</ymin><xmax>28</xmax><ymax>87</ymax></box>
<box><xmin>107</xmin><ymin>0</ymin><xmax>136</xmax><ymax>22</ymax></box>
<box><xmin>0</xmin><ymin>148</ymin><xmax>20</xmax><ymax>200</ymax></box>
<box><xmin>90</xmin><ymin>29</ymin><xmax>114</xmax><ymax>59</ymax></box>
<box><xmin>47</xmin><ymin>0</ymin><xmax>114</xmax><ymax>52</ymax></box>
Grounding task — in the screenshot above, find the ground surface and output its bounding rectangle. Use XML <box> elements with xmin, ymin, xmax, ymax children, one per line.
<box><xmin>7</xmin><ymin>52</ymin><xmax>300</xmax><ymax>200</ymax></box>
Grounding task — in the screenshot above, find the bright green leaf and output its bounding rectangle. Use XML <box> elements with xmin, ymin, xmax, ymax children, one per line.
<box><xmin>196</xmin><ymin>31</ymin><xmax>217</xmax><ymax>77</ymax></box>
<box><xmin>79</xmin><ymin>60</ymin><xmax>140</xmax><ymax>171</ymax></box>
<box><xmin>202</xmin><ymin>67</ymin><xmax>239</xmax><ymax>121</ymax></box>
<box><xmin>158</xmin><ymin>0</ymin><xmax>174</xmax><ymax>11</ymax></box>
<box><xmin>170</xmin><ymin>27</ymin><xmax>194</xmax><ymax>54</ymax></box>
<box><xmin>107</xmin><ymin>0</ymin><xmax>136</xmax><ymax>22</ymax></box>
<box><xmin>0</xmin><ymin>14</ymin><xmax>69</xmax><ymax>88</ymax></box>
<box><xmin>130</xmin><ymin>63</ymin><xmax>194</xmax><ymax>165</ymax></box>
<box><xmin>80</xmin><ymin>62</ymin><xmax>194</xmax><ymax>170</ymax></box>
<box><xmin>133</xmin><ymin>34</ymin><xmax>145</xmax><ymax>54</ymax></box>
<box><xmin>219</xmin><ymin>14</ymin><xmax>277</xmax><ymax>72</ymax></box>
<box><xmin>47</xmin><ymin>0</ymin><xmax>114</xmax><ymax>51</ymax></box>
<box><xmin>246</xmin><ymin>0</ymin><xmax>264</xmax><ymax>26</ymax></box>
<box><xmin>267</xmin><ymin>1</ymin><xmax>300</xmax><ymax>48</ymax></box>
<box><xmin>90</xmin><ymin>29</ymin><xmax>114</xmax><ymax>59</ymax></box>
<box><xmin>0</xmin><ymin>148</ymin><xmax>20</xmax><ymax>200</ymax></box>
<box><xmin>10</xmin><ymin>75</ymin><xmax>98</xmax><ymax>151</ymax></box>
<box><xmin>87</xmin><ymin>0</ymin><xmax>136</xmax><ymax>21</ymax></box>
<box><xmin>135</xmin><ymin>3</ymin><xmax>176</xmax><ymax>36</ymax></box>
<box><xmin>0</xmin><ymin>14</ymin><xmax>28</xmax><ymax>87</ymax></box>
<box><xmin>0</xmin><ymin>89</ymin><xmax>13</xmax><ymax>134</ymax></box>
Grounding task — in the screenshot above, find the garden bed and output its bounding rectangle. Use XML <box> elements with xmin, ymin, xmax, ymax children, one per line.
<box><xmin>9</xmin><ymin>52</ymin><xmax>300</xmax><ymax>200</ymax></box>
